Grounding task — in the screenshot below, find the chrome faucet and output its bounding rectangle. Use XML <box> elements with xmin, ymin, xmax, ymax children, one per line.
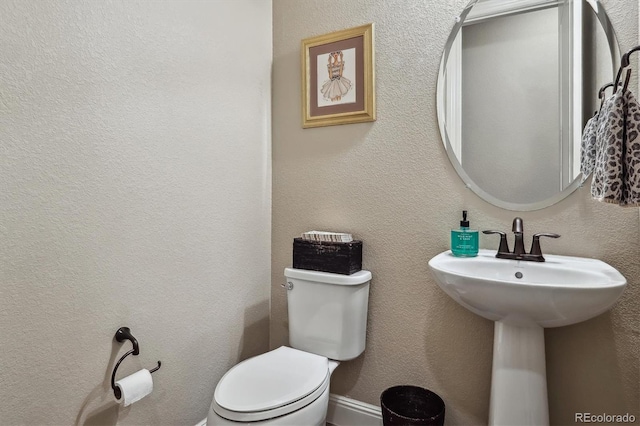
<box><xmin>483</xmin><ymin>217</ymin><xmax>560</xmax><ymax>262</ymax></box>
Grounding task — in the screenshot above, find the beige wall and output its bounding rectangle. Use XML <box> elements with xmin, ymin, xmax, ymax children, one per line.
<box><xmin>0</xmin><ymin>1</ymin><xmax>271</xmax><ymax>424</ymax></box>
<box><xmin>272</xmin><ymin>0</ymin><xmax>639</xmax><ymax>424</ymax></box>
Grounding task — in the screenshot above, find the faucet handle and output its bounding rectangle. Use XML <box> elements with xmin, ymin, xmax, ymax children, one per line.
<box><xmin>482</xmin><ymin>230</ymin><xmax>510</xmax><ymax>254</ymax></box>
<box><xmin>529</xmin><ymin>233</ymin><xmax>561</xmax><ymax>259</ymax></box>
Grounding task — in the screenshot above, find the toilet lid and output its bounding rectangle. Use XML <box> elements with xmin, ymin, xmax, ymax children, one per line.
<box><xmin>214</xmin><ymin>346</ymin><xmax>329</xmax><ymax>413</ymax></box>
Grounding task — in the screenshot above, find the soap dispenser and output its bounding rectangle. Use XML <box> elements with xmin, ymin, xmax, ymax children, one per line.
<box><xmin>451</xmin><ymin>210</ymin><xmax>479</xmax><ymax>257</ymax></box>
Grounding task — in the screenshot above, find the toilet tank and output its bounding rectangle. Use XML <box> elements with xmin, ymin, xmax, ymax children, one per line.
<box><xmin>284</xmin><ymin>267</ymin><xmax>372</xmax><ymax>361</ymax></box>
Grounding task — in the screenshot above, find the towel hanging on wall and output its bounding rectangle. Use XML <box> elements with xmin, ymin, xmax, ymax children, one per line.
<box><xmin>580</xmin><ymin>111</ymin><xmax>598</xmax><ymax>179</ymax></box>
<box><xmin>621</xmin><ymin>89</ymin><xmax>640</xmax><ymax>206</ymax></box>
<box><xmin>582</xmin><ymin>82</ymin><xmax>622</xmax><ymax>180</ymax></box>
<box><xmin>591</xmin><ymin>89</ymin><xmax>625</xmax><ymax>203</ymax></box>
<box><xmin>588</xmin><ymin>44</ymin><xmax>640</xmax><ymax>207</ymax></box>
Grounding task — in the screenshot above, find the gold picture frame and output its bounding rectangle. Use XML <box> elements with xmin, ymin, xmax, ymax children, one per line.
<box><xmin>301</xmin><ymin>23</ymin><xmax>375</xmax><ymax>128</ymax></box>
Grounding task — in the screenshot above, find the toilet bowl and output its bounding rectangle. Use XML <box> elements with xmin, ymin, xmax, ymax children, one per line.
<box><xmin>207</xmin><ymin>268</ymin><xmax>372</xmax><ymax>426</ymax></box>
<box><xmin>207</xmin><ymin>347</ymin><xmax>340</xmax><ymax>426</ymax></box>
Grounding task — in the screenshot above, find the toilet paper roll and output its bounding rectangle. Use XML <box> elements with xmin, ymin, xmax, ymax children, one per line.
<box><xmin>115</xmin><ymin>369</ymin><xmax>153</xmax><ymax>407</ymax></box>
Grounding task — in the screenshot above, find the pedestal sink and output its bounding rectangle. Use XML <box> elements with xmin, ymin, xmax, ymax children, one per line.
<box><xmin>428</xmin><ymin>249</ymin><xmax>626</xmax><ymax>425</ymax></box>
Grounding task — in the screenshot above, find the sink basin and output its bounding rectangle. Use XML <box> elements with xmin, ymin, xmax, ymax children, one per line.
<box><xmin>428</xmin><ymin>249</ymin><xmax>626</xmax><ymax>425</ymax></box>
<box><xmin>428</xmin><ymin>249</ymin><xmax>626</xmax><ymax>327</ymax></box>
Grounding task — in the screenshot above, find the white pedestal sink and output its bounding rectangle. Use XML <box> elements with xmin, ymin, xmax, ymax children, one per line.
<box><xmin>428</xmin><ymin>250</ymin><xmax>626</xmax><ymax>425</ymax></box>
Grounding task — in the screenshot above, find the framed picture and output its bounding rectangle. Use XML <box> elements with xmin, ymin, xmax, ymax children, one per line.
<box><xmin>301</xmin><ymin>23</ymin><xmax>375</xmax><ymax>128</ymax></box>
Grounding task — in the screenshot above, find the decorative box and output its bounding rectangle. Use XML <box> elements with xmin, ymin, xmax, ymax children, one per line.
<box><xmin>292</xmin><ymin>238</ymin><xmax>363</xmax><ymax>275</ymax></box>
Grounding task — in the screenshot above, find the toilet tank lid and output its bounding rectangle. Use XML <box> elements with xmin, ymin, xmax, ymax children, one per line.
<box><xmin>284</xmin><ymin>268</ymin><xmax>372</xmax><ymax>285</ymax></box>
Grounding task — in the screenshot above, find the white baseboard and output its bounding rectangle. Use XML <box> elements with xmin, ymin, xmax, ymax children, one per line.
<box><xmin>195</xmin><ymin>394</ymin><xmax>383</xmax><ymax>426</ymax></box>
<box><xmin>327</xmin><ymin>393</ymin><xmax>383</xmax><ymax>426</ymax></box>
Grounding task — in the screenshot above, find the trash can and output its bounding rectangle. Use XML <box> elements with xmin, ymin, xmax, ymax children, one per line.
<box><xmin>380</xmin><ymin>385</ymin><xmax>445</xmax><ymax>425</ymax></box>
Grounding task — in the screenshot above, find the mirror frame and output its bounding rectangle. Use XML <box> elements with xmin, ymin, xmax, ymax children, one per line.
<box><xmin>436</xmin><ymin>0</ymin><xmax>621</xmax><ymax>211</ymax></box>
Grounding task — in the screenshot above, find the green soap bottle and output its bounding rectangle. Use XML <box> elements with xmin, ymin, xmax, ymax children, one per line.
<box><xmin>451</xmin><ymin>210</ymin><xmax>479</xmax><ymax>257</ymax></box>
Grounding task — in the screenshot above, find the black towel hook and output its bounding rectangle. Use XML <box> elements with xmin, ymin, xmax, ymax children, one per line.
<box><xmin>612</xmin><ymin>65</ymin><xmax>630</xmax><ymax>94</ymax></box>
<box><xmin>620</xmin><ymin>46</ymin><xmax>640</xmax><ymax>93</ymax></box>
<box><xmin>620</xmin><ymin>45</ymin><xmax>640</xmax><ymax>69</ymax></box>
<box><xmin>598</xmin><ymin>82</ymin><xmax>619</xmax><ymax>111</ymax></box>
<box><xmin>111</xmin><ymin>327</ymin><xmax>161</xmax><ymax>399</ymax></box>
<box><xmin>612</xmin><ymin>45</ymin><xmax>640</xmax><ymax>93</ymax></box>
<box><xmin>598</xmin><ymin>82</ymin><xmax>616</xmax><ymax>100</ymax></box>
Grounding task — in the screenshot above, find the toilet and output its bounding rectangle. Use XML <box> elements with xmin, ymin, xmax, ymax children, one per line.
<box><xmin>207</xmin><ymin>267</ymin><xmax>372</xmax><ymax>426</ymax></box>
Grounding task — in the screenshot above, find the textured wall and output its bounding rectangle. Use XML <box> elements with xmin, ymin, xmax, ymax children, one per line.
<box><xmin>272</xmin><ymin>0</ymin><xmax>639</xmax><ymax>424</ymax></box>
<box><xmin>0</xmin><ymin>1</ymin><xmax>271</xmax><ymax>424</ymax></box>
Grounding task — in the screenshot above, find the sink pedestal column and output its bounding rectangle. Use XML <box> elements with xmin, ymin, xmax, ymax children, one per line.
<box><xmin>489</xmin><ymin>321</ymin><xmax>549</xmax><ymax>426</ymax></box>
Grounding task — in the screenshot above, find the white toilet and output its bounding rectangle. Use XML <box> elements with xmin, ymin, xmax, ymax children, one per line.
<box><xmin>207</xmin><ymin>267</ymin><xmax>372</xmax><ymax>426</ymax></box>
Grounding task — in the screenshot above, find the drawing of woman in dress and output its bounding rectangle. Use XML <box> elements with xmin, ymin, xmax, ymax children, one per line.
<box><xmin>320</xmin><ymin>51</ymin><xmax>352</xmax><ymax>102</ymax></box>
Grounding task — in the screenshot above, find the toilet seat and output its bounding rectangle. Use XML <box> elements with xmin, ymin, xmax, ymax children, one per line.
<box><xmin>212</xmin><ymin>346</ymin><xmax>329</xmax><ymax>422</ymax></box>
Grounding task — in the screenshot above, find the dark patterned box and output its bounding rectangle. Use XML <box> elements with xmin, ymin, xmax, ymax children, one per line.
<box><xmin>292</xmin><ymin>238</ymin><xmax>363</xmax><ymax>275</ymax></box>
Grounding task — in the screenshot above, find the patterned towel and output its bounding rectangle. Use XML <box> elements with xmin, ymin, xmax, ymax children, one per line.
<box><xmin>622</xmin><ymin>90</ymin><xmax>640</xmax><ymax>206</ymax></box>
<box><xmin>590</xmin><ymin>87</ymin><xmax>640</xmax><ymax>206</ymax></box>
<box><xmin>580</xmin><ymin>111</ymin><xmax>598</xmax><ymax>179</ymax></box>
<box><xmin>591</xmin><ymin>89</ymin><xmax>625</xmax><ymax>203</ymax></box>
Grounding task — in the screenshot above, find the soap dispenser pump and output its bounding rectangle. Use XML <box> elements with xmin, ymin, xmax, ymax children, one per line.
<box><xmin>451</xmin><ymin>210</ymin><xmax>479</xmax><ymax>257</ymax></box>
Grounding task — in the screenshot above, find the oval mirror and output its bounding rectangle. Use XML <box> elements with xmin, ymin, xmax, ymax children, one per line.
<box><xmin>437</xmin><ymin>0</ymin><xmax>620</xmax><ymax>211</ymax></box>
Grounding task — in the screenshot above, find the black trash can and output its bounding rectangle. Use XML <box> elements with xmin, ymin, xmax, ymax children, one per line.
<box><xmin>380</xmin><ymin>385</ymin><xmax>445</xmax><ymax>425</ymax></box>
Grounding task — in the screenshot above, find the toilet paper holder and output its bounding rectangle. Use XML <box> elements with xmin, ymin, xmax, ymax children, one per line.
<box><xmin>111</xmin><ymin>327</ymin><xmax>161</xmax><ymax>399</ymax></box>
